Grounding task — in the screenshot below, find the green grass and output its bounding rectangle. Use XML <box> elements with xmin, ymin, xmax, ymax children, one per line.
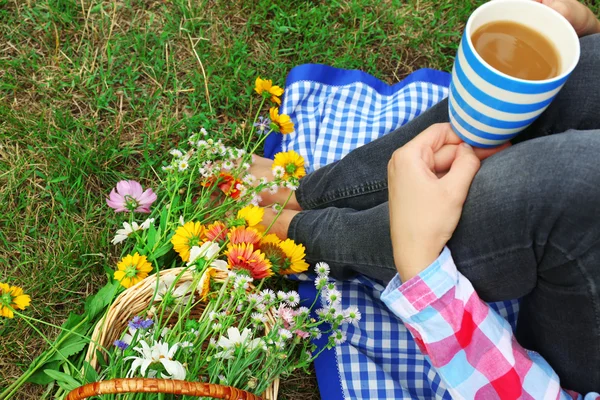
<box><xmin>1</xmin><ymin>0</ymin><xmax>598</xmax><ymax>398</ymax></box>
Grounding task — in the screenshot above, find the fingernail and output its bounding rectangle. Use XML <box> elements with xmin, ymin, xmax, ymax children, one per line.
<box><xmin>462</xmin><ymin>143</ymin><xmax>472</xmax><ymax>149</ymax></box>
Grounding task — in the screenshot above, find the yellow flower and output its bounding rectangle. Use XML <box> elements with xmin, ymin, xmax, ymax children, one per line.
<box><xmin>237</xmin><ymin>204</ymin><xmax>264</xmax><ymax>227</ymax></box>
<box><xmin>260</xmin><ymin>233</ymin><xmax>281</xmax><ymax>246</ymax></box>
<box><xmin>255</xmin><ymin>77</ymin><xmax>284</xmax><ymax>105</ymax></box>
<box><xmin>272</xmin><ymin>150</ymin><xmax>306</xmax><ymax>180</ymax></box>
<box><xmin>279</xmin><ymin>239</ymin><xmax>309</xmax><ymax>275</ymax></box>
<box><xmin>114</xmin><ymin>253</ymin><xmax>153</xmax><ymax>289</ymax></box>
<box><xmin>269</xmin><ymin>107</ymin><xmax>294</xmax><ymax>135</ymax></box>
<box><xmin>0</xmin><ymin>282</ymin><xmax>31</xmax><ymax>319</ymax></box>
<box><xmin>171</xmin><ymin>221</ymin><xmax>205</xmax><ymax>262</ymax></box>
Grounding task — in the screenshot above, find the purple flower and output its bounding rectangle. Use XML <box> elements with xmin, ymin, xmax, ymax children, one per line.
<box><xmin>114</xmin><ymin>340</ymin><xmax>129</xmax><ymax>350</ymax></box>
<box><xmin>253</xmin><ymin>116</ymin><xmax>271</xmax><ymax>133</ymax></box>
<box><xmin>106</xmin><ymin>180</ymin><xmax>157</xmax><ymax>213</ymax></box>
<box><xmin>128</xmin><ymin>316</ymin><xmax>154</xmax><ymax>330</ymax></box>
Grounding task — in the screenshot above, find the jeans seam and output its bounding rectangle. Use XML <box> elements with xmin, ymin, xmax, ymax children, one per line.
<box><xmin>299</xmin><ymin>180</ymin><xmax>388</xmax><ymax>209</ymax></box>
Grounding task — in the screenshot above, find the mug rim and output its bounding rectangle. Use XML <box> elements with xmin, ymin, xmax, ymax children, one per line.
<box><xmin>465</xmin><ymin>0</ymin><xmax>580</xmax><ymax>85</ymax></box>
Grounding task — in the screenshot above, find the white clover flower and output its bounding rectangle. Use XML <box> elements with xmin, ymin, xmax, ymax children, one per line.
<box><xmin>285</xmin><ymin>291</ymin><xmax>300</xmax><ymax>307</ymax></box>
<box><xmin>162</xmin><ymin>165</ymin><xmax>174</xmax><ymax>172</ymax></box>
<box><xmin>200</xmin><ymin>127</ymin><xmax>208</xmax><ymax>136</ymax></box>
<box><xmin>207</xmin><ymin>138</ymin><xmax>214</xmax><ymax>145</ymax></box>
<box><xmin>170</xmin><ymin>149</ymin><xmax>184</xmax><ymax>158</ymax></box>
<box><xmin>332</xmin><ymin>329</ymin><xmax>346</xmax><ymax>345</ymax></box>
<box><xmin>344</xmin><ymin>306</ymin><xmax>362</xmax><ymax>325</ymax></box>
<box><xmin>197</xmin><ymin>140</ymin><xmax>208</xmax><ymax>148</ymax></box>
<box><xmin>315</xmin><ymin>262</ymin><xmax>330</xmax><ymax>277</ymax></box>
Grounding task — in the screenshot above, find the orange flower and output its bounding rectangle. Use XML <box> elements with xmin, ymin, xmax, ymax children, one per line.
<box><xmin>255</xmin><ymin>77</ymin><xmax>284</xmax><ymax>105</ymax></box>
<box><xmin>225</xmin><ymin>243</ymin><xmax>272</xmax><ymax>279</ymax></box>
<box><xmin>205</xmin><ymin>221</ymin><xmax>229</xmax><ymax>243</ymax></box>
<box><xmin>203</xmin><ymin>172</ymin><xmax>243</xmax><ymax>199</ymax></box>
<box><xmin>269</xmin><ymin>107</ymin><xmax>294</xmax><ymax>135</ymax></box>
<box><xmin>228</xmin><ymin>226</ymin><xmax>262</xmax><ymax>247</ymax></box>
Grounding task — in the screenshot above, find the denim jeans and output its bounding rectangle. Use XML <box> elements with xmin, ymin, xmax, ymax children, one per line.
<box><xmin>288</xmin><ymin>34</ymin><xmax>600</xmax><ymax>392</ymax></box>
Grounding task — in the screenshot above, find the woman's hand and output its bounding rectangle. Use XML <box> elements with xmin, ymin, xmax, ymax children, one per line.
<box><xmin>534</xmin><ymin>0</ymin><xmax>600</xmax><ymax>37</ymax></box>
<box><xmin>387</xmin><ymin>123</ymin><xmax>506</xmax><ymax>282</ymax></box>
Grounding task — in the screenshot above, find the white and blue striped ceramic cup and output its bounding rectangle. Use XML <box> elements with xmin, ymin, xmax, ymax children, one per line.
<box><xmin>449</xmin><ymin>0</ymin><xmax>580</xmax><ymax>148</ymax></box>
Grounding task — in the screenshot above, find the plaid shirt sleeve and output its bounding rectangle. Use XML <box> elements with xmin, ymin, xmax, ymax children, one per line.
<box><xmin>381</xmin><ymin>247</ymin><xmax>600</xmax><ymax>400</ymax></box>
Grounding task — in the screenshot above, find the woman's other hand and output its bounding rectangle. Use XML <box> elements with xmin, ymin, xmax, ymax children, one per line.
<box><xmin>387</xmin><ymin>123</ymin><xmax>505</xmax><ymax>282</ymax></box>
<box><xmin>534</xmin><ymin>0</ymin><xmax>600</xmax><ymax>37</ymax></box>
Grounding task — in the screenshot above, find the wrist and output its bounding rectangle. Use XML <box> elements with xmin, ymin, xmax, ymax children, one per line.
<box><xmin>394</xmin><ymin>244</ymin><xmax>443</xmax><ymax>282</ymax></box>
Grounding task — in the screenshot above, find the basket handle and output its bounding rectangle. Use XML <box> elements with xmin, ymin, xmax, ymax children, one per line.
<box><xmin>66</xmin><ymin>378</ymin><xmax>262</xmax><ymax>400</ymax></box>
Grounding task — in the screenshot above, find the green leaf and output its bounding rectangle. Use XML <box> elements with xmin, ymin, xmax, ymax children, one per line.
<box><xmin>82</xmin><ymin>361</ymin><xmax>99</xmax><ymax>384</ymax></box>
<box><xmin>152</xmin><ymin>242</ymin><xmax>172</xmax><ymax>259</ymax></box>
<box><xmin>47</xmin><ymin>336</ymin><xmax>88</xmax><ymax>362</ymax></box>
<box><xmin>43</xmin><ymin>369</ymin><xmax>81</xmax><ymax>392</ymax></box>
<box><xmin>26</xmin><ymin>361</ymin><xmax>60</xmax><ymax>385</ymax></box>
<box><xmin>84</xmin><ymin>281</ymin><xmax>117</xmax><ymax>320</ymax></box>
<box><xmin>95</xmin><ymin>349</ymin><xmax>109</xmax><ymax>369</ymax></box>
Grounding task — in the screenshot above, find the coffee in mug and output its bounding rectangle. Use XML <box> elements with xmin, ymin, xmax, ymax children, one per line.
<box><xmin>471</xmin><ymin>21</ymin><xmax>560</xmax><ymax>81</ymax></box>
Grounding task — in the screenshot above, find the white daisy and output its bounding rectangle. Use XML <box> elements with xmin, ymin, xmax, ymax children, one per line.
<box><xmin>272</xmin><ymin>166</ymin><xmax>285</xmax><ymax>179</ymax></box>
<box><xmin>314</xmin><ymin>276</ymin><xmax>329</xmax><ymax>290</ymax></box>
<box><xmin>285</xmin><ymin>291</ymin><xmax>300</xmax><ymax>307</ymax></box>
<box><xmin>222</xmin><ymin>160</ymin><xmax>234</xmax><ymax>170</ymax></box>
<box><xmin>260</xmin><ymin>289</ymin><xmax>276</xmax><ymax>303</ymax></box>
<box><xmin>315</xmin><ymin>262</ymin><xmax>330</xmax><ymax>277</ymax></box>
<box><xmin>332</xmin><ymin>329</ymin><xmax>346</xmax><ymax>345</ymax></box>
<box><xmin>178</xmin><ymin>160</ymin><xmax>189</xmax><ymax>172</ymax></box>
<box><xmin>187</xmin><ymin>241</ymin><xmax>220</xmax><ymax>267</ymax></box>
<box><xmin>169</xmin><ymin>149</ymin><xmax>183</xmax><ymax>158</ymax></box>
<box><xmin>324</xmin><ymin>289</ymin><xmax>341</xmax><ymax>306</ymax></box>
<box><xmin>344</xmin><ymin>306</ymin><xmax>362</xmax><ymax>325</ymax></box>
<box><xmin>125</xmin><ymin>340</ymin><xmax>186</xmax><ymax>380</ymax></box>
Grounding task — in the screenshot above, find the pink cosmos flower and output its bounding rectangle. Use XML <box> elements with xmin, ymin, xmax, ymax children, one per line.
<box><xmin>106</xmin><ymin>180</ymin><xmax>157</xmax><ymax>213</ymax></box>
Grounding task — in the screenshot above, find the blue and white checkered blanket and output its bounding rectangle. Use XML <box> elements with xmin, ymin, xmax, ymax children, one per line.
<box><xmin>264</xmin><ymin>65</ymin><xmax>521</xmax><ymax>400</ymax></box>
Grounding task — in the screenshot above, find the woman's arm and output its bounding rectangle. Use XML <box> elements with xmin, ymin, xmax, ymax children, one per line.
<box><xmin>385</xmin><ymin>123</ymin><xmax>599</xmax><ymax>398</ymax></box>
<box><xmin>381</xmin><ymin>248</ymin><xmax>600</xmax><ymax>399</ymax></box>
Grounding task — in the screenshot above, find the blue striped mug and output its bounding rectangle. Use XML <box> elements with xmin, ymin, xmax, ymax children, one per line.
<box><xmin>449</xmin><ymin>0</ymin><xmax>580</xmax><ymax>148</ymax></box>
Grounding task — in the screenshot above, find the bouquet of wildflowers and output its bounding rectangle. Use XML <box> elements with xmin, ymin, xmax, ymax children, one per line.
<box><xmin>1</xmin><ymin>78</ymin><xmax>360</xmax><ymax>399</ymax></box>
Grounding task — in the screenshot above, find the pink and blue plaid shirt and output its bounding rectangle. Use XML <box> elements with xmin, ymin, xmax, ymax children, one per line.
<box><xmin>381</xmin><ymin>247</ymin><xmax>600</xmax><ymax>399</ymax></box>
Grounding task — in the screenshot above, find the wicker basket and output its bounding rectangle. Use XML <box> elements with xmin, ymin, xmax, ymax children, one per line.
<box><xmin>80</xmin><ymin>267</ymin><xmax>279</xmax><ymax>399</ymax></box>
